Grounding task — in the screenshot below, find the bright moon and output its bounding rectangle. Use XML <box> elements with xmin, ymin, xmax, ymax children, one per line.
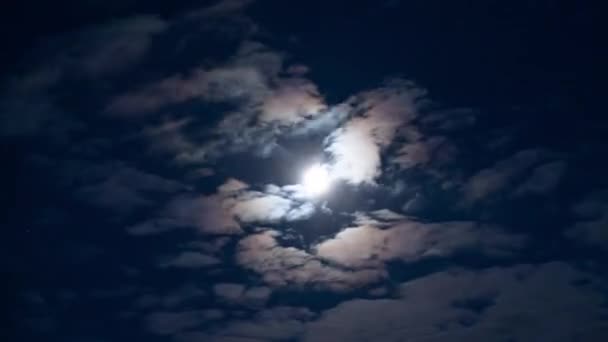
<box><xmin>302</xmin><ymin>164</ymin><xmax>331</xmax><ymax>196</ymax></box>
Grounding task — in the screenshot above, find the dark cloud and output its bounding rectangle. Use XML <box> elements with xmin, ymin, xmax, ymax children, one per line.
<box><xmin>73</xmin><ymin>162</ymin><xmax>185</xmax><ymax>213</ymax></box>
<box><xmin>461</xmin><ymin>149</ymin><xmax>545</xmax><ymax>204</ymax></box>
<box><xmin>0</xmin><ymin>15</ymin><xmax>167</xmax><ymax>138</ymax></box>
<box><xmin>143</xmin><ymin>309</ymin><xmax>224</xmax><ymax>335</ymax></box>
<box><xmin>213</xmin><ymin>283</ymin><xmax>272</xmax><ymax>307</ymax></box>
<box><xmin>513</xmin><ymin>160</ymin><xmax>567</xmax><ymax>196</ymax></box>
<box><xmin>159</xmin><ymin>251</ymin><xmax>221</xmax><ymax>268</ymax></box>
<box><xmin>566</xmin><ymin>190</ymin><xmax>608</xmax><ymax>250</ymax></box>
<box><xmin>133</xmin><ymin>284</ymin><xmax>207</xmax><ymax>310</ymax></box>
<box><xmin>303</xmin><ymin>263</ymin><xmax>608</xmax><ymax>342</ymax></box>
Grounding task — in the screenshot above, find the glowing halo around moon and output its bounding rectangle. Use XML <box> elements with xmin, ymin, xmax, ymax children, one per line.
<box><xmin>302</xmin><ymin>164</ymin><xmax>331</xmax><ymax>197</ymax></box>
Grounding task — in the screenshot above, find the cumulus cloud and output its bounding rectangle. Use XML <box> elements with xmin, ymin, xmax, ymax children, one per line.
<box><xmin>259</xmin><ymin>78</ymin><xmax>326</xmax><ymax>124</ymax></box>
<box><xmin>236</xmin><ymin>230</ymin><xmax>386</xmax><ymax>292</ymax></box>
<box><xmin>105</xmin><ymin>38</ymin><xmax>329</xmax><ymax>166</ymax></box>
<box><xmin>314</xmin><ymin>217</ymin><xmax>526</xmax><ymax>269</ymax></box>
<box><xmin>127</xmin><ymin>179</ymin><xmax>315</xmax><ymax>235</ymax></box>
<box><xmin>106</xmin><ymin>40</ymin><xmax>325</xmax><ymax>127</ymax></box>
<box><xmin>228</xmin><ymin>191</ymin><xmax>315</xmax><ymax>223</ymax></box>
<box><xmin>303</xmin><ymin>262</ymin><xmax>608</xmax><ymax>342</ymax></box>
<box><xmin>325</xmin><ymin>80</ymin><xmax>424</xmax><ymax>184</ymax></box>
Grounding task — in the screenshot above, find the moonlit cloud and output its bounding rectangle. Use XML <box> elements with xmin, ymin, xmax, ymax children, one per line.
<box><xmin>159</xmin><ymin>251</ymin><xmax>221</xmax><ymax>268</ymax></box>
<box><xmin>314</xmin><ymin>216</ymin><xmax>526</xmax><ymax>269</ymax></box>
<box><xmin>236</xmin><ymin>230</ymin><xmax>386</xmax><ymax>291</ymax></box>
<box><xmin>462</xmin><ymin>149</ymin><xmax>548</xmax><ymax>203</ymax></box>
<box><xmin>325</xmin><ymin>81</ymin><xmax>424</xmax><ymax>184</ymax></box>
<box><xmin>303</xmin><ymin>263</ymin><xmax>608</xmax><ymax>342</ymax></box>
<box><xmin>127</xmin><ymin>179</ymin><xmax>316</xmax><ymax>235</ymax></box>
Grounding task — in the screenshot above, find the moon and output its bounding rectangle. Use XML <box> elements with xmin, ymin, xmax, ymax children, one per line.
<box><xmin>302</xmin><ymin>164</ymin><xmax>331</xmax><ymax>196</ymax></box>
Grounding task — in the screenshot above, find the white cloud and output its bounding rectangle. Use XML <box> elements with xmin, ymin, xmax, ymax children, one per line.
<box><xmin>126</xmin><ymin>179</ymin><xmax>315</xmax><ymax>236</ymax></box>
<box><xmin>325</xmin><ymin>81</ymin><xmax>423</xmax><ymax>184</ymax></box>
<box><xmin>314</xmin><ymin>218</ymin><xmax>526</xmax><ymax>269</ymax></box>
<box><xmin>236</xmin><ymin>231</ymin><xmax>386</xmax><ymax>292</ymax></box>
<box><xmin>259</xmin><ymin>78</ymin><xmax>326</xmax><ymax>124</ymax></box>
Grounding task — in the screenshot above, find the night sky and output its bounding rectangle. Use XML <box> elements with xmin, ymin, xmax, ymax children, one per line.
<box><xmin>1</xmin><ymin>1</ymin><xmax>605</xmax><ymax>341</ymax></box>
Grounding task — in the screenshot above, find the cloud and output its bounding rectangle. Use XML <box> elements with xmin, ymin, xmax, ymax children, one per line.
<box><xmin>139</xmin><ymin>118</ymin><xmax>196</xmax><ymax>156</ymax></box>
<box><xmin>218</xmin><ymin>178</ymin><xmax>250</xmax><ymax>193</ymax></box>
<box><xmin>193</xmin><ymin>0</ymin><xmax>257</xmax><ymax>17</ymax></box>
<box><xmin>565</xmin><ymin>190</ymin><xmax>608</xmax><ymax>250</ymax></box>
<box><xmin>159</xmin><ymin>251</ymin><xmax>221</xmax><ymax>268</ymax></box>
<box><xmin>214</xmin><ymin>283</ymin><xmax>272</xmax><ymax>307</ymax></box>
<box><xmin>462</xmin><ymin>149</ymin><xmax>544</xmax><ymax>204</ymax></box>
<box><xmin>258</xmin><ymin>78</ymin><xmax>326</xmax><ymax>124</ymax></box>
<box><xmin>0</xmin><ymin>15</ymin><xmax>166</xmax><ymax>138</ymax></box>
<box><xmin>134</xmin><ymin>284</ymin><xmax>207</xmax><ymax>309</ymax></box>
<box><xmin>236</xmin><ymin>230</ymin><xmax>386</xmax><ymax>292</ymax></box>
<box><xmin>126</xmin><ymin>193</ymin><xmax>241</xmax><ymax>236</ymax></box>
<box><xmin>513</xmin><ymin>160</ymin><xmax>566</xmax><ymax>196</ymax></box>
<box><xmin>106</xmin><ymin>41</ymin><xmax>327</xmax><ymax>165</ymax></box>
<box><xmin>64</xmin><ymin>15</ymin><xmax>168</xmax><ymax>77</ymax></box>
<box><xmin>303</xmin><ymin>262</ymin><xmax>608</xmax><ymax>342</ymax></box>
<box><xmin>213</xmin><ymin>283</ymin><xmax>246</xmax><ymax>301</ymax></box>
<box><xmin>391</xmin><ymin>136</ymin><xmax>450</xmax><ymax>170</ymax></box>
<box><xmin>419</xmin><ymin>108</ymin><xmax>477</xmax><ymax>132</ymax></box>
<box><xmin>174</xmin><ymin>306</ymin><xmax>316</xmax><ymax>342</ymax></box>
<box><xmin>228</xmin><ymin>191</ymin><xmax>315</xmax><ymax>223</ymax></box>
<box><xmin>143</xmin><ymin>309</ymin><xmax>224</xmax><ymax>335</ymax></box>
<box><xmin>158</xmin><ymin>194</ymin><xmax>243</xmax><ymax>234</ymax></box>
<box><xmin>73</xmin><ymin>162</ymin><xmax>185</xmax><ymax>214</ymax></box>
<box><xmin>127</xmin><ymin>179</ymin><xmax>315</xmax><ymax>235</ymax></box>
<box><xmin>325</xmin><ymin>80</ymin><xmax>424</xmax><ymax>184</ymax></box>
<box><xmin>314</xmin><ymin>217</ymin><xmax>526</xmax><ymax>269</ymax></box>
<box><xmin>105</xmin><ymin>63</ymin><xmax>268</xmax><ymax>115</ymax></box>
<box><xmin>106</xmin><ymin>40</ymin><xmax>325</xmax><ymax>126</ymax></box>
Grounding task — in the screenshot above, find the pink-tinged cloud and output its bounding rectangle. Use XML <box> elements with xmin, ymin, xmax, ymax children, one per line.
<box><xmin>236</xmin><ymin>231</ymin><xmax>386</xmax><ymax>292</ymax></box>
<box><xmin>325</xmin><ymin>80</ymin><xmax>424</xmax><ymax>184</ymax></box>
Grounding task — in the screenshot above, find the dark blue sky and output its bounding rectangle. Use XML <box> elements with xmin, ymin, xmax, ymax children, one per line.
<box><xmin>1</xmin><ymin>1</ymin><xmax>606</xmax><ymax>341</ymax></box>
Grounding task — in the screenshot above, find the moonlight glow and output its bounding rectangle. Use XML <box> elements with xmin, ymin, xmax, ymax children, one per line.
<box><xmin>302</xmin><ymin>164</ymin><xmax>331</xmax><ymax>196</ymax></box>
